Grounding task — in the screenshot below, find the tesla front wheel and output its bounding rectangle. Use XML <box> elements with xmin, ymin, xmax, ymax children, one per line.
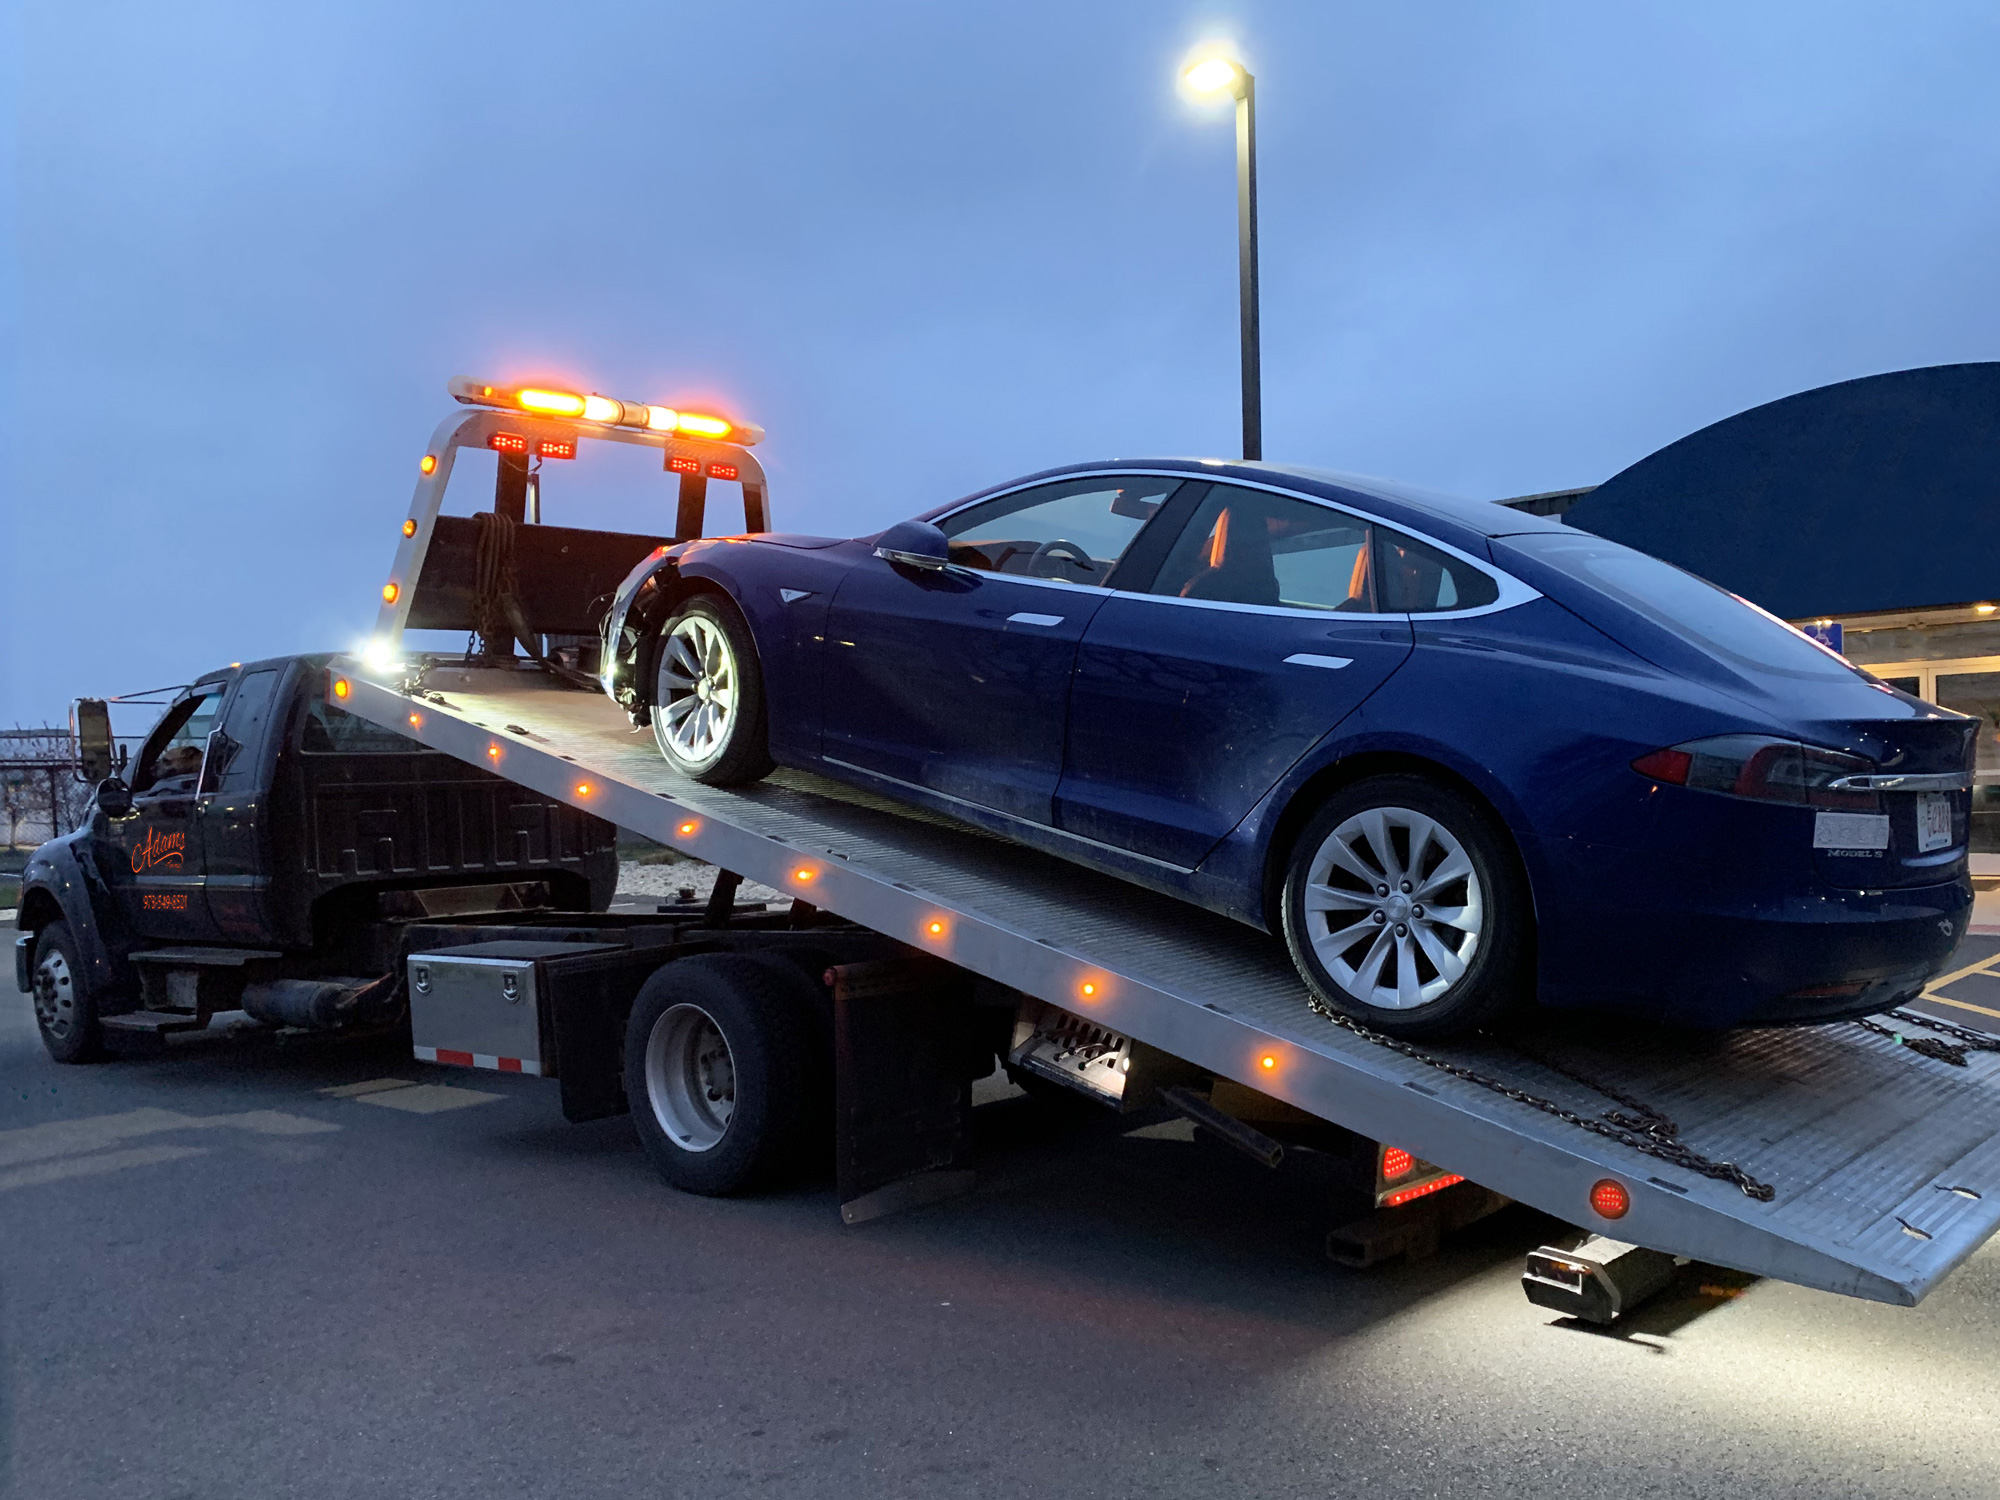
<box><xmin>1279</xmin><ymin>776</ymin><xmax>1530</xmax><ymax>1040</ymax></box>
<box><xmin>650</xmin><ymin>595</ymin><xmax>773</xmax><ymax>786</ymax></box>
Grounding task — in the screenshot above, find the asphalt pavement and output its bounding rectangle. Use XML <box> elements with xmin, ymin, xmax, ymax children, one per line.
<box><xmin>6</xmin><ymin>956</ymin><xmax>2000</xmax><ymax>1499</ymax></box>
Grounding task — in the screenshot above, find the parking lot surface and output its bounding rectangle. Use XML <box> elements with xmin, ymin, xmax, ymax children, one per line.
<box><xmin>7</xmin><ymin>947</ymin><xmax>2000</xmax><ymax>1499</ymax></box>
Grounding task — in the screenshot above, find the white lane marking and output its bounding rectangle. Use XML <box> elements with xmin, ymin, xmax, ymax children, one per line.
<box><xmin>1007</xmin><ymin>613</ymin><xmax>1065</xmax><ymax>627</ymax></box>
<box><xmin>0</xmin><ymin>1107</ymin><xmax>339</xmax><ymax>1171</ymax></box>
<box><xmin>350</xmin><ymin>1084</ymin><xmax>501</xmax><ymax>1114</ymax></box>
<box><xmin>0</xmin><ymin>1144</ymin><xmax>208</xmax><ymax>1194</ymax></box>
<box><xmin>319</xmin><ymin>1078</ymin><xmax>418</xmax><ymax>1098</ymax></box>
<box><xmin>1283</xmin><ymin>652</ymin><xmax>1355</xmax><ymax>670</ymax></box>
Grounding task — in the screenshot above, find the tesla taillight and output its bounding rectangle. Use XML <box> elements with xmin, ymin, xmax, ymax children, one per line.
<box><xmin>1630</xmin><ymin>734</ymin><xmax>1877</xmax><ymax>810</ymax></box>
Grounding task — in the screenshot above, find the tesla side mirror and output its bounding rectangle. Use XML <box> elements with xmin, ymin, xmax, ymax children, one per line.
<box><xmin>873</xmin><ymin>519</ymin><xmax>951</xmax><ymax>572</ymax></box>
<box><xmin>73</xmin><ymin>698</ymin><xmax>115</xmax><ymax>785</ymax></box>
<box><xmin>97</xmin><ymin>777</ymin><xmax>133</xmax><ymax>818</ymax></box>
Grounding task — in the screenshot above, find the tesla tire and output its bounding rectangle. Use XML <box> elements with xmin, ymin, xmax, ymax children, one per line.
<box><xmin>650</xmin><ymin>595</ymin><xmax>774</xmax><ymax>786</ymax></box>
<box><xmin>624</xmin><ymin>953</ymin><xmax>829</xmax><ymax>1196</ymax></box>
<box><xmin>31</xmin><ymin>921</ymin><xmax>105</xmax><ymax>1064</ymax></box>
<box><xmin>1280</xmin><ymin>775</ymin><xmax>1531</xmax><ymax>1040</ymax></box>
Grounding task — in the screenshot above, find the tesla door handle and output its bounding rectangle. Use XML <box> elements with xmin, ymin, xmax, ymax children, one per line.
<box><xmin>1008</xmin><ymin>613</ymin><xmax>1065</xmax><ymax>627</ymax></box>
<box><xmin>1284</xmin><ymin>653</ymin><xmax>1354</xmax><ymax>669</ymax></box>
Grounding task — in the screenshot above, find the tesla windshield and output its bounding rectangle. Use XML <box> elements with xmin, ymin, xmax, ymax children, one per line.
<box><xmin>1509</xmin><ymin>530</ymin><xmax>1859</xmax><ymax>682</ymax></box>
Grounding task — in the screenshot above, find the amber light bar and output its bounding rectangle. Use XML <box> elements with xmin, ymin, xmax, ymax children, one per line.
<box><xmin>447</xmin><ymin>375</ymin><xmax>764</xmax><ymax>446</ymax></box>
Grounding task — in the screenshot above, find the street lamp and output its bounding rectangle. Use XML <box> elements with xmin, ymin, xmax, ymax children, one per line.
<box><xmin>1184</xmin><ymin>52</ymin><xmax>1261</xmax><ymax>461</ymax></box>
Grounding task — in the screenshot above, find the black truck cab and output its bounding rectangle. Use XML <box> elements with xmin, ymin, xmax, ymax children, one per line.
<box><xmin>16</xmin><ymin>653</ymin><xmax>617</xmax><ymax>1061</ymax></box>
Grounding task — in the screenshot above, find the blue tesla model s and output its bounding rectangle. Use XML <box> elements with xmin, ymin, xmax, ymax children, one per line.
<box><xmin>598</xmin><ymin>460</ymin><xmax>1974</xmax><ymax>1038</ymax></box>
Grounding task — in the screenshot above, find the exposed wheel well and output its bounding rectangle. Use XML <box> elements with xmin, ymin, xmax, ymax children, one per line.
<box><xmin>1261</xmin><ymin>752</ymin><xmax>1534</xmax><ymax>931</ymax></box>
<box><xmin>631</xmin><ymin>576</ymin><xmax>739</xmax><ymax>711</ymax></box>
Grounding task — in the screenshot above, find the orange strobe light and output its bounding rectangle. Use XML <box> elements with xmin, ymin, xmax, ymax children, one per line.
<box><xmin>402</xmin><ymin>518</ymin><xmax>417</xmax><ymax>537</ymax></box>
<box><xmin>419</xmin><ymin>454</ymin><xmax>437</xmax><ymax>475</ymax></box>
<box><xmin>1591</xmin><ymin>1179</ymin><xmax>1632</xmax><ymax>1220</ymax></box>
<box><xmin>516</xmin><ymin>387</ymin><xmax>587</xmax><ymax>417</ymax></box>
<box><xmin>382</xmin><ymin>582</ymin><xmax>399</xmax><ymax>604</ymax></box>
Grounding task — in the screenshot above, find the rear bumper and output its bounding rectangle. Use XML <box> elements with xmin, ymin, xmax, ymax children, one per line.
<box><xmin>1539</xmin><ymin>876</ymin><xmax>1972</xmax><ymax>1029</ymax></box>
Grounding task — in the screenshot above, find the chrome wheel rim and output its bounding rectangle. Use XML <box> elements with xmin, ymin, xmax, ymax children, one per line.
<box><xmin>33</xmin><ymin>948</ymin><xmax>77</xmax><ymax>1040</ymax></box>
<box><xmin>655</xmin><ymin>615</ymin><xmax>737</xmax><ymax>764</ymax></box>
<box><xmin>1302</xmin><ymin>806</ymin><xmax>1484</xmax><ymax>1011</ymax></box>
<box><xmin>644</xmin><ymin>1003</ymin><xmax>736</xmax><ymax>1152</ymax></box>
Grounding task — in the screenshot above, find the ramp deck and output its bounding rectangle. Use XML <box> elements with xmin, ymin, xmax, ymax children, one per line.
<box><xmin>342</xmin><ymin>660</ymin><xmax>2000</xmax><ymax>1305</ymax></box>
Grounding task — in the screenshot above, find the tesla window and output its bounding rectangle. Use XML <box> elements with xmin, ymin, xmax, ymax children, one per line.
<box><xmin>1150</xmin><ymin>486</ymin><xmax>1376</xmax><ymax>611</ymax></box>
<box><xmin>941</xmin><ymin>477</ymin><xmax>1179</xmax><ymax>584</ymax></box>
<box><xmin>1377</xmin><ymin>527</ymin><xmax>1499</xmax><ymax>612</ymax></box>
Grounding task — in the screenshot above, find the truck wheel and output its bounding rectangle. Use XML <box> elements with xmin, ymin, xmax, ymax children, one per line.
<box><xmin>624</xmin><ymin>953</ymin><xmax>828</xmax><ymax>1195</ymax></box>
<box><xmin>650</xmin><ymin>596</ymin><xmax>774</xmax><ymax>787</ymax></box>
<box><xmin>1279</xmin><ymin>775</ymin><xmax>1531</xmax><ymax>1040</ymax></box>
<box><xmin>31</xmin><ymin>921</ymin><xmax>105</xmax><ymax>1064</ymax></box>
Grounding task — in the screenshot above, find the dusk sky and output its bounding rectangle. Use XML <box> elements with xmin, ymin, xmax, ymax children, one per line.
<box><xmin>8</xmin><ymin>2</ymin><xmax>2000</xmax><ymax>726</ymax></box>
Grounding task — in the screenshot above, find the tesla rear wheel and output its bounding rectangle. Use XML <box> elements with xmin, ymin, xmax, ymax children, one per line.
<box><xmin>650</xmin><ymin>596</ymin><xmax>773</xmax><ymax>786</ymax></box>
<box><xmin>32</xmin><ymin>921</ymin><xmax>105</xmax><ymax>1064</ymax></box>
<box><xmin>1280</xmin><ymin>776</ymin><xmax>1530</xmax><ymax>1040</ymax></box>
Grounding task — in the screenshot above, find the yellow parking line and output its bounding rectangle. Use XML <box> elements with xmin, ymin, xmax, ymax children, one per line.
<box><xmin>1923</xmin><ymin>949</ymin><xmax>2000</xmax><ymax>995</ymax></box>
<box><xmin>1918</xmin><ymin>993</ymin><xmax>2000</xmax><ymax>1022</ymax></box>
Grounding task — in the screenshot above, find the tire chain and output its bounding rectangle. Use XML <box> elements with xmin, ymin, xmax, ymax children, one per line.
<box><xmin>1860</xmin><ymin>1009</ymin><xmax>2000</xmax><ymax>1069</ymax></box>
<box><xmin>1298</xmin><ymin>994</ymin><xmax>1778</xmax><ymax>1202</ymax></box>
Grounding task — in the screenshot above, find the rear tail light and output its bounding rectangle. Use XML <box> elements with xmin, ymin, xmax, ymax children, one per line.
<box><xmin>1631</xmin><ymin>734</ymin><xmax>1877</xmax><ymax>810</ymax></box>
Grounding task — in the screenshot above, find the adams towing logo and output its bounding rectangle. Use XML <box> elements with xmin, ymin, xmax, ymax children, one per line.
<box><xmin>131</xmin><ymin>826</ymin><xmax>186</xmax><ymax>873</ymax></box>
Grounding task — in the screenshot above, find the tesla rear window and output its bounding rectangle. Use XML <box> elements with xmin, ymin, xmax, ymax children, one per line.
<box><xmin>1510</xmin><ymin>531</ymin><xmax>1860</xmax><ymax>681</ymax></box>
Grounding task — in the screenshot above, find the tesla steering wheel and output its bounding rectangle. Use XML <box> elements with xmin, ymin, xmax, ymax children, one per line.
<box><xmin>1027</xmin><ymin>539</ymin><xmax>1096</xmax><ymax>581</ymax></box>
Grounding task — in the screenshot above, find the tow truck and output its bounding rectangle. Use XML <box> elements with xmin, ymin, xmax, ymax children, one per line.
<box><xmin>21</xmin><ymin>374</ymin><xmax>2000</xmax><ymax>1323</ymax></box>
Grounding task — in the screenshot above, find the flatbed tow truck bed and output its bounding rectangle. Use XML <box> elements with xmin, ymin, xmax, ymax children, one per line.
<box><xmin>343</xmin><ymin>659</ymin><xmax>2000</xmax><ymax>1306</ymax></box>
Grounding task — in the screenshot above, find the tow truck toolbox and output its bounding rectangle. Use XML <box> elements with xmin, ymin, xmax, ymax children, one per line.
<box><xmin>23</xmin><ymin>370</ymin><xmax>2000</xmax><ymax>1323</ymax></box>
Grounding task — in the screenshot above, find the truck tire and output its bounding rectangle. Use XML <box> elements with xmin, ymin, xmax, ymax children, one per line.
<box><xmin>31</xmin><ymin>921</ymin><xmax>105</xmax><ymax>1064</ymax></box>
<box><xmin>624</xmin><ymin>952</ymin><xmax>828</xmax><ymax>1195</ymax></box>
<box><xmin>1279</xmin><ymin>774</ymin><xmax>1532</xmax><ymax>1040</ymax></box>
<box><xmin>650</xmin><ymin>595</ymin><xmax>774</xmax><ymax>787</ymax></box>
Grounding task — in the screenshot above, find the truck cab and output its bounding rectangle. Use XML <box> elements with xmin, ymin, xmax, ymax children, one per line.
<box><xmin>16</xmin><ymin>654</ymin><xmax>618</xmax><ymax>1061</ymax></box>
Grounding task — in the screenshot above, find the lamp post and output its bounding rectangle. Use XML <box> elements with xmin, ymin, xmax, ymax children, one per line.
<box><xmin>1185</xmin><ymin>54</ymin><xmax>1261</xmax><ymax>461</ymax></box>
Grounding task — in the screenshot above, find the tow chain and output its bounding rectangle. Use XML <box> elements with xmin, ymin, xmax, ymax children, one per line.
<box><xmin>1299</xmin><ymin>995</ymin><xmax>1778</xmax><ymax>1202</ymax></box>
<box><xmin>1858</xmin><ymin>1009</ymin><xmax>2000</xmax><ymax>1069</ymax></box>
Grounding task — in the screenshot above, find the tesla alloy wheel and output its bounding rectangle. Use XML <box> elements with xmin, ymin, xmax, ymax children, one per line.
<box><xmin>651</xmin><ymin>596</ymin><xmax>773</xmax><ymax>786</ymax></box>
<box><xmin>1280</xmin><ymin>775</ymin><xmax>1530</xmax><ymax>1040</ymax></box>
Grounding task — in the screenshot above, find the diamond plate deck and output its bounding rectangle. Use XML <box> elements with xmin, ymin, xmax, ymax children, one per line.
<box><xmin>345</xmin><ymin>662</ymin><xmax>2000</xmax><ymax>1304</ymax></box>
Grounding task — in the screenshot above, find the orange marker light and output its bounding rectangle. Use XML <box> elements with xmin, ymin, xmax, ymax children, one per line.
<box><xmin>419</xmin><ymin>454</ymin><xmax>437</xmax><ymax>475</ymax></box>
<box><xmin>925</xmin><ymin>919</ymin><xmax>947</xmax><ymax>938</ymax></box>
<box><xmin>486</xmin><ymin>743</ymin><xmax>502</xmax><ymax>762</ymax></box>
<box><xmin>407</xmin><ymin>713</ymin><xmax>422</xmax><ymax>728</ymax></box>
<box><xmin>402</xmin><ymin>518</ymin><xmax>417</xmax><ymax>537</ymax></box>
<box><xmin>1590</xmin><ymin>1178</ymin><xmax>1631</xmax><ymax>1220</ymax></box>
<box><xmin>382</xmin><ymin>582</ymin><xmax>399</xmax><ymax>604</ymax></box>
<box><xmin>517</xmin><ymin>387</ymin><xmax>586</xmax><ymax>417</ymax></box>
<box><xmin>793</xmin><ymin>867</ymin><xmax>816</xmax><ymax>883</ymax></box>
<box><xmin>331</xmin><ymin>678</ymin><xmax>351</xmax><ymax>700</ymax></box>
<box><xmin>575</xmin><ymin>782</ymin><xmax>593</xmax><ymax>798</ymax></box>
<box><xmin>1079</xmin><ymin>980</ymin><xmax>1098</xmax><ymax>1000</ymax></box>
<box><xmin>1259</xmin><ymin>1053</ymin><xmax>1278</xmax><ymax>1071</ymax></box>
<box><xmin>678</xmin><ymin>820</ymin><xmax>698</xmax><ymax>836</ymax></box>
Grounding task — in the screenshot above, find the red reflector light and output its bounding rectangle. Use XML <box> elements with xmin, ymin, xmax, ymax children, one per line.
<box><xmin>1591</xmin><ymin>1178</ymin><xmax>1631</xmax><ymax>1219</ymax></box>
<box><xmin>1383</xmin><ymin>1174</ymin><xmax>1465</xmax><ymax>1207</ymax></box>
<box><xmin>668</xmin><ymin>455</ymin><xmax>701</xmax><ymax>475</ymax></box>
<box><xmin>1631</xmin><ymin>748</ymin><xmax>1692</xmax><ymax>784</ymax></box>
<box><xmin>539</xmin><ymin>437</ymin><xmax>576</xmax><ymax>460</ymax></box>
<box><xmin>708</xmin><ymin>462</ymin><xmax>738</xmax><ymax>480</ymax></box>
<box><xmin>489</xmin><ymin>432</ymin><xmax>530</xmax><ymax>456</ymax></box>
<box><xmin>1381</xmin><ymin>1146</ymin><xmax>1415</xmax><ymax>1181</ymax></box>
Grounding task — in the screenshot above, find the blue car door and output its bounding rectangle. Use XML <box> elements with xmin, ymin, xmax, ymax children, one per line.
<box><xmin>821</xmin><ymin>475</ymin><xmax>1185</xmax><ymax>824</ymax></box>
<box><xmin>1056</xmin><ymin>483</ymin><xmax>1416</xmax><ymax>867</ymax></box>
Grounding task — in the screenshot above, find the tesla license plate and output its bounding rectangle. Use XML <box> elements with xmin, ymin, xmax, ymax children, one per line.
<box><xmin>1918</xmin><ymin>793</ymin><xmax>1953</xmax><ymax>853</ymax></box>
